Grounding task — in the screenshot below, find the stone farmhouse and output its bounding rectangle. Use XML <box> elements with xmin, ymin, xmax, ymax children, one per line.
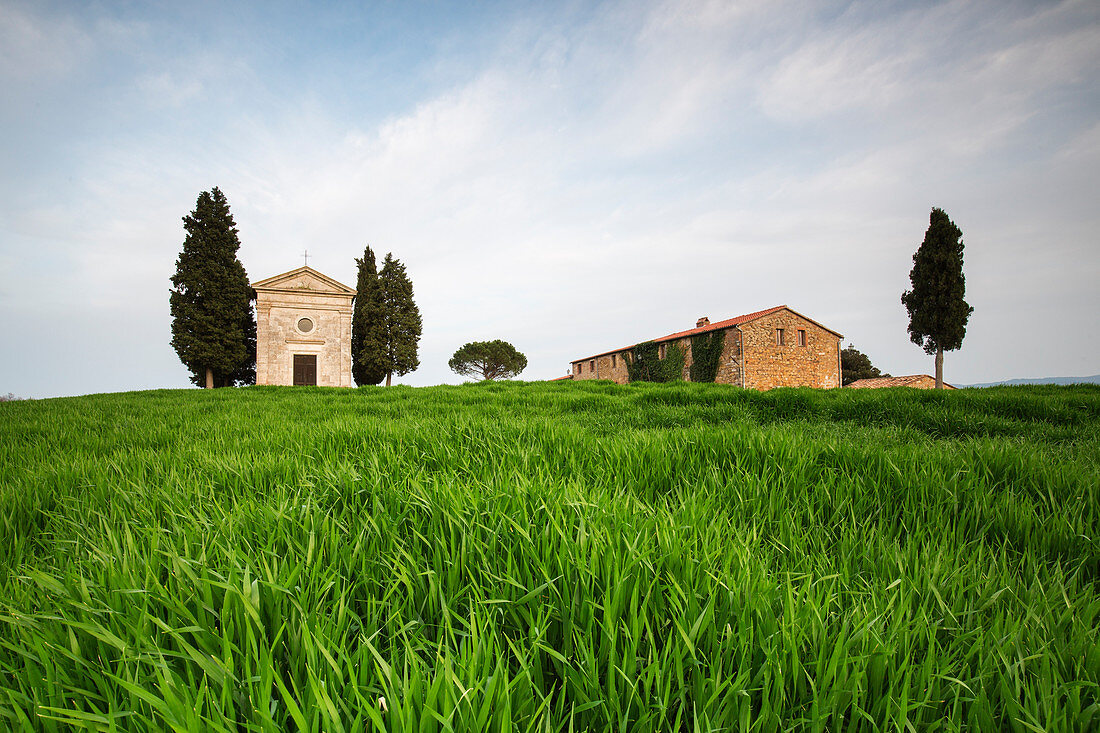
<box><xmin>847</xmin><ymin>375</ymin><xmax>956</xmax><ymax>390</ymax></box>
<box><xmin>568</xmin><ymin>305</ymin><xmax>843</xmax><ymax>390</ymax></box>
<box><xmin>252</xmin><ymin>266</ymin><xmax>355</xmax><ymax>387</ymax></box>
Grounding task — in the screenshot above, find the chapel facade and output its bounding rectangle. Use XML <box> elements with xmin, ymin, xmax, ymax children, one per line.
<box><xmin>568</xmin><ymin>305</ymin><xmax>843</xmax><ymax>390</ymax></box>
<box><xmin>252</xmin><ymin>266</ymin><xmax>355</xmax><ymax>387</ymax></box>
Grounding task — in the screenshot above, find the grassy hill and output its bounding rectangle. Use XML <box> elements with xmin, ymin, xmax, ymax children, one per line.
<box><xmin>1</xmin><ymin>382</ymin><xmax>1098</xmax><ymax>731</ymax></box>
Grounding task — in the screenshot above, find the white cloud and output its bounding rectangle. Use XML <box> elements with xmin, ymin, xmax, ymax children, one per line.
<box><xmin>759</xmin><ymin>25</ymin><xmax>916</xmax><ymax>120</ymax></box>
<box><xmin>757</xmin><ymin>0</ymin><xmax>1100</xmax><ymax>160</ymax></box>
<box><xmin>135</xmin><ymin>71</ymin><xmax>204</xmax><ymax>108</ymax></box>
<box><xmin>0</xmin><ymin>1</ymin><xmax>151</xmax><ymax>86</ymax></box>
<box><xmin>0</xmin><ymin>1</ymin><xmax>93</xmax><ymax>82</ymax></box>
<box><xmin>1</xmin><ymin>0</ymin><xmax>1098</xmax><ymax>396</ymax></box>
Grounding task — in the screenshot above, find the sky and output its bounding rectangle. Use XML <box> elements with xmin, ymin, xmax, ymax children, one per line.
<box><xmin>1</xmin><ymin>0</ymin><xmax>1098</xmax><ymax>398</ymax></box>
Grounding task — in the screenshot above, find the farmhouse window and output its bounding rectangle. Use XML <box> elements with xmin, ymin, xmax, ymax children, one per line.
<box><xmin>797</xmin><ymin>329</ymin><xmax>806</xmax><ymax>346</ymax></box>
<box><xmin>611</xmin><ymin>354</ymin><xmax>616</xmax><ymax>368</ymax></box>
<box><xmin>659</xmin><ymin>343</ymin><xmax>667</xmax><ymax>359</ymax></box>
<box><xmin>590</xmin><ymin>360</ymin><xmax>595</xmax><ymax>372</ymax></box>
<box><xmin>776</xmin><ymin>329</ymin><xmax>785</xmax><ymax>346</ymax></box>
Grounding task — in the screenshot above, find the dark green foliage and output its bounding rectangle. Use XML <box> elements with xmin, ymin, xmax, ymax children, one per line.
<box><xmin>378</xmin><ymin>253</ymin><xmax>422</xmax><ymax>386</ymax></box>
<box><xmin>449</xmin><ymin>340</ymin><xmax>527</xmax><ymax>380</ymax></box>
<box><xmin>626</xmin><ymin>341</ymin><xmax>659</xmax><ymax>382</ymax></box>
<box><xmin>169</xmin><ymin>188</ymin><xmax>255</xmax><ymax>387</ymax></box>
<box><xmin>841</xmin><ymin>343</ymin><xmax>890</xmax><ymax>386</ymax></box>
<box><xmin>689</xmin><ymin>330</ymin><xmax>725</xmax><ymax>383</ymax></box>
<box><xmin>902</xmin><ymin>208</ymin><xmax>973</xmax><ymax>356</ymax></box>
<box><xmin>351</xmin><ymin>246</ymin><xmax>387</xmax><ymax>386</ymax></box>
<box><xmin>626</xmin><ymin>341</ymin><xmax>686</xmax><ymax>383</ymax></box>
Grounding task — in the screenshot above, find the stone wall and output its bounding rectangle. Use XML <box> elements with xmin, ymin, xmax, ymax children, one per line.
<box><xmin>718</xmin><ymin>329</ymin><xmax>744</xmax><ymax>385</ymax></box>
<box><xmin>656</xmin><ymin>330</ymin><xmax>745</xmax><ymax>385</ymax></box>
<box><xmin>847</xmin><ymin>375</ymin><xmax>955</xmax><ymax>389</ymax></box>
<box><xmin>569</xmin><ymin>308</ymin><xmax>840</xmax><ymax>390</ymax></box>
<box><xmin>740</xmin><ymin>310</ymin><xmax>840</xmax><ymax>390</ymax></box>
<box><xmin>570</xmin><ymin>328</ymin><xmax>745</xmax><ymax>386</ymax></box>
<box><xmin>905</xmin><ymin>375</ymin><xmax>944</xmax><ymax>389</ymax></box>
<box><xmin>571</xmin><ymin>350</ymin><xmax>631</xmax><ymax>383</ymax></box>
<box><xmin>256</xmin><ymin>289</ymin><xmax>353</xmax><ymax>387</ymax></box>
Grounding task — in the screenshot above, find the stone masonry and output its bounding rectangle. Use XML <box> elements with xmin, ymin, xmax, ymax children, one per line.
<box><xmin>252</xmin><ymin>266</ymin><xmax>355</xmax><ymax>387</ymax></box>
<box><xmin>569</xmin><ymin>306</ymin><xmax>842</xmax><ymax>390</ymax></box>
<box><xmin>738</xmin><ymin>309</ymin><xmax>840</xmax><ymax>390</ymax></box>
<box><xmin>847</xmin><ymin>374</ymin><xmax>957</xmax><ymax>389</ymax></box>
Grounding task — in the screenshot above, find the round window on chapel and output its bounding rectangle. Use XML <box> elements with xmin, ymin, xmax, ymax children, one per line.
<box><xmin>297</xmin><ymin>317</ymin><xmax>314</xmax><ymax>333</ymax></box>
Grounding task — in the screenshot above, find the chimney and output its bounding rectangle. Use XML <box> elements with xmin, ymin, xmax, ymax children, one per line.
<box><xmin>696</xmin><ymin>316</ymin><xmax>710</xmax><ymax>328</ymax></box>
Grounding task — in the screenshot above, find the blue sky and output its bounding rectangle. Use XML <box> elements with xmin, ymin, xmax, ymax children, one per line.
<box><xmin>1</xmin><ymin>0</ymin><xmax>1098</xmax><ymax>397</ymax></box>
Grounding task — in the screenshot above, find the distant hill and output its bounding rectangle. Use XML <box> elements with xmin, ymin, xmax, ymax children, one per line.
<box><xmin>963</xmin><ymin>375</ymin><xmax>1100</xmax><ymax>388</ymax></box>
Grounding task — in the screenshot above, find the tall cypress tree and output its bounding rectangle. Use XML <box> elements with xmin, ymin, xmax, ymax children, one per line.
<box><xmin>901</xmin><ymin>208</ymin><xmax>973</xmax><ymax>389</ymax></box>
<box><xmin>169</xmin><ymin>188</ymin><xmax>256</xmax><ymax>388</ymax></box>
<box><xmin>351</xmin><ymin>246</ymin><xmax>387</xmax><ymax>386</ymax></box>
<box><xmin>378</xmin><ymin>253</ymin><xmax>422</xmax><ymax>386</ymax></box>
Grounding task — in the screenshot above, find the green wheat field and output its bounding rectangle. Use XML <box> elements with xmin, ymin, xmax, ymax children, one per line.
<box><xmin>1</xmin><ymin>382</ymin><xmax>1098</xmax><ymax>731</ymax></box>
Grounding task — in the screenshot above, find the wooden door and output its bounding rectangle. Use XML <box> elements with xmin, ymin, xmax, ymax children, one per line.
<box><xmin>293</xmin><ymin>354</ymin><xmax>317</xmax><ymax>386</ymax></box>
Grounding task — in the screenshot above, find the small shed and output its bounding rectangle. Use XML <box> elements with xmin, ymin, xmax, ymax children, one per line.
<box><xmin>846</xmin><ymin>375</ymin><xmax>956</xmax><ymax>389</ymax></box>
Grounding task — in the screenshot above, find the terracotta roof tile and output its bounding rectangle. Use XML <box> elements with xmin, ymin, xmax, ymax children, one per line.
<box><xmin>846</xmin><ymin>375</ymin><xmax>956</xmax><ymax>389</ymax></box>
<box><xmin>571</xmin><ymin>305</ymin><xmax>791</xmax><ymax>363</ymax></box>
<box><xmin>653</xmin><ymin>305</ymin><xmax>789</xmax><ymax>344</ymax></box>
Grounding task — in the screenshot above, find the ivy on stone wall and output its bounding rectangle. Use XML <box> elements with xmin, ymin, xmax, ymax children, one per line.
<box><xmin>689</xmin><ymin>330</ymin><xmax>725</xmax><ymax>383</ymax></box>
<box><xmin>626</xmin><ymin>341</ymin><xmax>686</xmax><ymax>383</ymax></box>
<box><xmin>625</xmin><ymin>342</ymin><xmax>658</xmax><ymax>382</ymax></box>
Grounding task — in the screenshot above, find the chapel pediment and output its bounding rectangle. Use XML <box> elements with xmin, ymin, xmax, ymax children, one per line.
<box><xmin>252</xmin><ymin>266</ymin><xmax>355</xmax><ymax>295</ymax></box>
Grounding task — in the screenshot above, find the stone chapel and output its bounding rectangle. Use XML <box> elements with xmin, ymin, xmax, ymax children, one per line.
<box><xmin>252</xmin><ymin>266</ymin><xmax>355</xmax><ymax>387</ymax></box>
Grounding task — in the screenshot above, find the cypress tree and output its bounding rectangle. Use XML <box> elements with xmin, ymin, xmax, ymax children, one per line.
<box><xmin>378</xmin><ymin>253</ymin><xmax>422</xmax><ymax>386</ymax></box>
<box><xmin>351</xmin><ymin>246</ymin><xmax>387</xmax><ymax>386</ymax></box>
<box><xmin>169</xmin><ymin>188</ymin><xmax>256</xmax><ymax>388</ymax></box>
<box><xmin>901</xmin><ymin>208</ymin><xmax>973</xmax><ymax>389</ymax></box>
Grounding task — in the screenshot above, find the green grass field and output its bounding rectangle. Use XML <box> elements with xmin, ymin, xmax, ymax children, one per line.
<box><xmin>1</xmin><ymin>382</ymin><xmax>1098</xmax><ymax>731</ymax></box>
